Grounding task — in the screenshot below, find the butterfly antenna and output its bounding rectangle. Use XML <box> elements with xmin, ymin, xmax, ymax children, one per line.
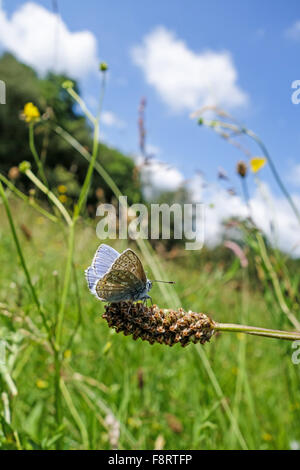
<box><xmin>151</xmin><ymin>280</ymin><xmax>175</xmax><ymax>284</ymax></box>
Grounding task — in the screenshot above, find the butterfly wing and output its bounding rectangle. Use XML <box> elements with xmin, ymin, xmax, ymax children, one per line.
<box><xmin>96</xmin><ymin>269</ymin><xmax>144</xmax><ymax>302</ymax></box>
<box><xmin>85</xmin><ymin>244</ymin><xmax>120</xmax><ymax>296</ymax></box>
<box><xmin>92</xmin><ymin>244</ymin><xmax>120</xmax><ymax>278</ymax></box>
<box><xmin>85</xmin><ymin>266</ymin><xmax>99</xmax><ymax>295</ymax></box>
<box><xmin>112</xmin><ymin>249</ymin><xmax>147</xmax><ymax>282</ymax></box>
<box><xmin>95</xmin><ymin>249</ymin><xmax>147</xmax><ymax>301</ymax></box>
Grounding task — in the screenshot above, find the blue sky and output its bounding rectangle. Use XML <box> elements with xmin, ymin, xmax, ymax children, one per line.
<box><xmin>1</xmin><ymin>0</ymin><xmax>300</xmax><ymax>252</ymax></box>
<box><xmin>2</xmin><ymin>0</ymin><xmax>300</xmax><ymax>188</ymax></box>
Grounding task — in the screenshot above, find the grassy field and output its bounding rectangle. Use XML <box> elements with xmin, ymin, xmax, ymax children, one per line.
<box><xmin>0</xmin><ymin>200</ymin><xmax>300</xmax><ymax>450</ymax></box>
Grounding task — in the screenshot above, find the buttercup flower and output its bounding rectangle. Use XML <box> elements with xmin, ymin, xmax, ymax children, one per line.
<box><xmin>58</xmin><ymin>194</ymin><xmax>68</xmax><ymax>204</ymax></box>
<box><xmin>36</xmin><ymin>379</ymin><xmax>49</xmax><ymax>389</ymax></box>
<box><xmin>58</xmin><ymin>185</ymin><xmax>67</xmax><ymax>194</ymax></box>
<box><xmin>250</xmin><ymin>157</ymin><xmax>266</xmax><ymax>173</ymax></box>
<box><xmin>22</xmin><ymin>102</ymin><xmax>40</xmax><ymax>123</ymax></box>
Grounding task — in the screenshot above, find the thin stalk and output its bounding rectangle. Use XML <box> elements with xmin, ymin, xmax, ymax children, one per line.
<box><xmin>56</xmin><ymin>76</ymin><xmax>105</xmax><ymax>346</ymax></box>
<box><xmin>198</xmin><ymin>118</ymin><xmax>300</xmax><ymax>226</ymax></box>
<box><xmin>60</xmin><ymin>378</ymin><xmax>89</xmax><ymax>449</ymax></box>
<box><xmin>230</xmin><ymin>269</ymin><xmax>257</xmax><ymax>449</ymax></box>
<box><xmin>67</xmin><ymin>88</ymin><xmax>96</xmax><ymax>125</ymax></box>
<box><xmin>1</xmin><ymin>392</ymin><xmax>10</xmax><ymax>423</ymax></box>
<box><xmin>214</xmin><ymin>322</ymin><xmax>300</xmax><ymax>341</ymax></box>
<box><xmin>195</xmin><ymin>346</ymin><xmax>248</xmax><ymax>450</ymax></box>
<box><xmin>243</xmin><ymin>128</ymin><xmax>300</xmax><ymax>226</ymax></box>
<box><xmin>74</xmin><ymin>74</ymin><xmax>105</xmax><ymax>220</ymax></box>
<box><xmin>65</xmin><ymin>263</ymin><xmax>83</xmax><ymax>353</ymax></box>
<box><xmin>53</xmin><ymin>74</ymin><xmax>106</xmax><ymax>439</ymax></box>
<box><xmin>53</xmin><ymin>125</ymin><xmax>122</xmax><ymax>199</ymax></box>
<box><xmin>240</xmin><ymin>176</ymin><xmax>253</xmax><ymax>221</ymax></box>
<box><xmin>55</xmin><ymin>221</ymin><xmax>75</xmax><ymax>347</ymax></box>
<box><xmin>72</xmin><ymin>378</ymin><xmax>137</xmax><ymax>448</ymax></box>
<box><xmin>256</xmin><ymin>232</ymin><xmax>300</xmax><ymax>330</ymax></box>
<box><xmin>0</xmin><ymin>173</ymin><xmax>58</xmax><ymax>224</ymax></box>
<box><xmin>29</xmin><ymin>123</ymin><xmax>48</xmax><ymax>187</ymax></box>
<box><xmin>0</xmin><ymin>181</ymin><xmax>53</xmax><ymax>346</ymax></box>
<box><xmin>74</xmin><ymin>123</ymin><xmax>99</xmax><ymax>219</ymax></box>
<box><xmin>0</xmin><ymin>365</ymin><xmax>18</xmax><ymax>397</ymax></box>
<box><xmin>54</xmin><ymin>350</ymin><xmax>62</xmax><ymax>428</ymax></box>
<box><xmin>24</xmin><ymin>168</ymin><xmax>72</xmax><ymax>227</ymax></box>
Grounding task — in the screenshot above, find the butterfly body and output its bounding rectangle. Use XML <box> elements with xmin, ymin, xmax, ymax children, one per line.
<box><xmin>85</xmin><ymin>244</ymin><xmax>152</xmax><ymax>303</ymax></box>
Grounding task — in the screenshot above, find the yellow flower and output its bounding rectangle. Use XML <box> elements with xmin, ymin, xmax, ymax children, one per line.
<box><xmin>250</xmin><ymin>157</ymin><xmax>266</xmax><ymax>173</ymax></box>
<box><xmin>102</xmin><ymin>341</ymin><xmax>112</xmax><ymax>354</ymax></box>
<box><xmin>58</xmin><ymin>184</ymin><xmax>67</xmax><ymax>194</ymax></box>
<box><xmin>262</xmin><ymin>432</ymin><xmax>272</xmax><ymax>442</ymax></box>
<box><xmin>64</xmin><ymin>349</ymin><xmax>72</xmax><ymax>359</ymax></box>
<box><xmin>58</xmin><ymin>194</ymin><xmax>68</xmax><ymax>204</ymax></box>
<box><xmin>36</xmin><ymin>379</ymin><xmax>48</xmax><ymax>389</ymax></box>
<box><xmin>23</xmin><ymin>102</ymin><xmax>40</xmax><ymax>123</ymax></box>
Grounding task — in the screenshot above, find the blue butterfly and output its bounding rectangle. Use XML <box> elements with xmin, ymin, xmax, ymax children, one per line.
<box><xmin>85</xmin><ymin>244</ymin><xmax>173</xmax><ymax>303</ymax></box>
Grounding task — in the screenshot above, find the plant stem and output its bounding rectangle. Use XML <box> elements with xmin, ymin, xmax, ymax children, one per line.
<box><xmin>67</xmin><ymin>88</ymin><xmax>96</xmax><ymax>125</ymax></box>
<box><xmin>55</xmin><ymin>221</ymin><xmax>75</xmax><ymax>347</ymax></box>
<box><xmin>53</xmin><ymin>74</ymin><xmax>106</xmax><ymax>442</ymax></box>
<box><xmin>24</xmin><ymin>169</ymin><xmax>72</xmax><ymax>227</ymax></box>
<box><xmin>29</xmin><ymin>123</ymin><xmax>48</xmax><ymax>187</ymax></box>
<box><xmin>214</xmin><ymin>322</ymin><xmax>300</xmax><ymax>341</ymax></box>
<box><xmin>256</xmin><ymin>232</ymin><xmax>300</xmax><ymax>330</ymax></box>
<box><xmin>243</xmin><ymin>128</ymin><xmax>300</xmax><ymax>226</ymax></box>
<box><xmin>0</xmin><ymin>181</ymin><xmax>54</xmax><ymax>347</ymax></box>
<box><xmin>0</xmin><ymin>172</ymin><xmax>58</xmax><ymax>223</ymax></box>
<box><xmin>199</xmin><ymin>118</ymin><xmax>300</xmax><ymax>225</ymax></box>
<box><xmin>60</xmin><ymin>378</ymin><xmax>89</xmax><ymax>448</ymax></box>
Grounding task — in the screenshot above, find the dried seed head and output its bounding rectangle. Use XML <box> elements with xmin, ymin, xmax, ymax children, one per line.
<box><xmin>236</xmin><ymin>160</ymin><xmax>247</xmax><ymax>178</ymax></box>
<box><xmin>8</xmin><ymin>166</ymin><xmax>20</xmax><ymax>180</ymax></box>
<box><xmin>102</xmin><ymin>302</ymin><xmax>215</xmax><ymax>347</ymax></box>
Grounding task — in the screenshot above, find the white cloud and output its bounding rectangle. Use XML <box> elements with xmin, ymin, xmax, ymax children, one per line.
<box><xmin>288</xmin><ymin>164</ymin><xmax>300</xmax><ymax>187</ymax></box>
<box><xmin>0</xmin><ymin>2</ymin><xmax>98</xmax><ymax>78</ymax></box>
<box><xmin>146</xmin><ymin>144</ymin><xmax>161</xmax><ymax>156</ymax></box>
<box><xmin>285</xmin><ymin>21</ymin><xmax>300</xmax><ymax>40</ymax></box>
<box><xmin>131</xmin><ymin>27</ymin><xmax>247</xmax><ymax>113</ymax></box>
<box><xmin>189</xmin><ymin>175</ymin><xmax>300</xmax><ymax>256</ymax></box>
<box><xmin>101</xmin><ymin>111</ymin><xmax>126</xmax><ymax>129</ymax></box>
<box><xmin>138</xmin><ymin>157</ymin><xmax>185</xmax><ymax>199</ymax></box>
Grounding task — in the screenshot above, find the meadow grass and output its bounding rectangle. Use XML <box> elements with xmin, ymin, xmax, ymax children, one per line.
<box><xmin>0</xmin><ymin>200</ymin><xmax>300</xmax><ymax>450</ymax></box>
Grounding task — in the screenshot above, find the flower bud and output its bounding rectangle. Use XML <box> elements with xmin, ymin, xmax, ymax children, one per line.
<box><xmin>62</xmin><ymin>80</ymin><xmax>74</xmax><ymax>89</ymax></box>
<box><xmin>236</xmin><ymin>160</ymin><xmax>247</xmax><ymax>178</ymax></box>
<box><xmin>99</xmin><ymin>62</ymin><xmax>108</xmax><ymax>72</ymax></box>
<box><xmin>19</xmin><ymin>161</ymin><xmax>31</xmax><ymax>173</ymax></box>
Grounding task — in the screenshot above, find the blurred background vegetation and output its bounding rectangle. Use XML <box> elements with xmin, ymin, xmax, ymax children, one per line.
<box><xmin>0</xmin><ymin>53</ymin><xmax>144</xmax><ymax>208</ymax></box>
